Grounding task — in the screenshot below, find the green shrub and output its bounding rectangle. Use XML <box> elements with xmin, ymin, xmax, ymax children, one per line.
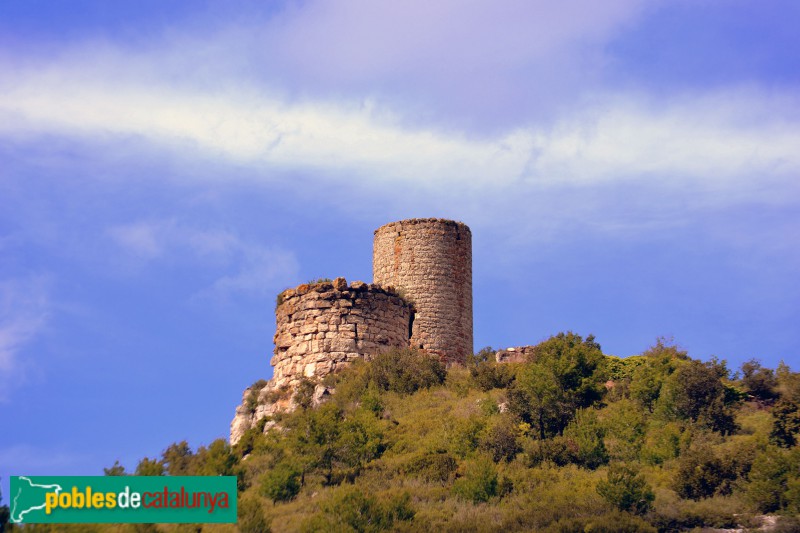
<box><xmin>470</xmin><ymin>361</ymin><xmax>514</xmax><ymax>391</ymax></box>
<box><xmin>523</xmin><ymin>413</ymin><xmax>607</xmax><ymax>469</ymax></box>
<box><xmin>194</xmin><ymin>439</ymin><xmax>238</xmax><ymax>476</ymax></box>
<box><xmin>238</xmin><ymin>495</ymin><xmax>270</xmax><ymax>533</ymax></box>
<box><xmin>369</xmin><ymin>348</ymin><xmax>446</xmax><ymax>394</ymax></box>
<box><xmin>508</xmin><ymin>332</ymin><xmax>605</xmax><ymax>439</ymax></box>
<box><xmin>659</xmin><ymin>358</ymin><xmax>739</xmax><ymax>434</ymax></box>
<box><xmin>452</xmin><ymin>455</ymin><xmax>498</xmax><ymax>503</ymax></box>
<box><xmin>599</xmin><ymin>399</ymin><xmax>646</xmax><ymax>462</ymax></box>
<box><xmin>526</xmin><ymin>437</ymin><xmax>572</xmax><ymax>467</ymax></box>
<box><xmin>542</xmin><ymin>511</ymin><xmax>657</xmax><ymax>533</ymax></box>
<box><xmin>260</xmin><ymin>461</ymin><xmax>302</xmax><ymax>503</ymax></box>
<box><xmin>234</xmin><ymin>416</ymin><xmax>270</xmax><ymax>459</ymax></box>
<box><xmin>336</xmin><ymin>410</ymin><xmax>387</xmax><ymax>472</ymax></box>
<box><xmin>562</xmin><ymin>408</ymin><xmax>608</xmax><ymax>469</ymax></box>
<box><xmin>480</xmin><ymin>417</ymin><xmax>521</xmax><ymax>462</ymax></box>
<box><xmin>293</xmin><ymin>378</ymin><xmax>317</xmax><ymax>410</ymax></box>
<box><xmin>740</xmin><ymin>359</ymin><xmax>779</xmax><ymax>401</ymax></box>
<box><xmin>303</xmin><ymin>487</ymin><xmax>414</xmax><ymax>532</ymax></box>
<box><xmin>745</xmin><ymin>445</ymin><xmax>792</xmax><ymax>512</ymax></box>
<box><xmin>771</xmin><ymin>398</ymin><xmax>800</xmax><ymax>447</ymax></box>
<box><xmin>649</xmin><ymin>493</ymin><xmax>741</xmax><ymax>532</ymax></box>
<box><xmin>245</xmin><ymin>379</ymin><xmax>269</xmax><ymax>413</ymax></box>
<box><xmin>359</xmin><ymin>383</ymin><xmax>384</xmax><ymax>415</ymax></box>
<box><xmin>134</xmin><ymin>457</ymin><xmax>164</xmax><ymax>476</ymax></box>
<box><xmin>401</xmin><ymin>451</ymin><xmax>458</xmax><ymax>484</ymax></box>
<box><xmin>596</xmin><ymin>464</ymin><xmax>654</xmax><ymax>515</ymax></box>
<box><xmin>447</xmin><ymin>415</ymin><xmax>486</xmax><ymax>458</ymax></box>
<box><xmin>672</xmin><ymin>444</ymin><xmax>736</xmax><ymax>500</ymax></box>
<box><xmin>640</xmin><ymin>421</ymin><xmax>683</xmax><ymax>465</ymax></box>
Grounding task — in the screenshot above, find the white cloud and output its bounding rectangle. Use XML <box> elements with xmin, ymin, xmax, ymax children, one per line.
<box><xmin>210</xmin><ymin>247</ymin><xmax>299</xmax><ymax>295</ymax></box>
<box><xmin>107</xmin><ymin>220</ymin><xmax>299</xmax><ymax>297</ymax></box>
<box><xmin>527</xmin><ymin>89</ymin><xmax>800</xmax><ymax>188</ymax></box>
<box><xmin>253</xmin><ymin>0</ymin><xmax>647</xmax><ymax>88</ymax></box>
<box><xmin>2</xmin><ymin>66</ymin><xmax>798</xmax><ymax>199</ymax></box>
<box><xmin>0</xmin><ymin>0</ymin><xmax>798</xmax><ymax>230</ymax></box>
<box><xmin>107</xmin><ymin>220</ymin><xmax>240</xmax><ymax>262</ymax></box>
<box><xmin>0</xmin><ymin>276</ymin><xmax>50</xmax><ymax>401</ymax></box>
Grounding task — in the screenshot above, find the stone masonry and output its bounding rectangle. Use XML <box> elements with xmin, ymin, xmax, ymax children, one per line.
<box><xmin>230</xmin><ymin>276</ymin><xmax>413</xmax><ymax>444</ymax></box>
<box><xmin>271</xmin><ymin>277</ymin><xmax>413</xmax><ymax>389</ymax></box>
<box><xmin>373</xmin><ymin>218</ymin><xmax>473</xmax><ymax>365</ymax></box>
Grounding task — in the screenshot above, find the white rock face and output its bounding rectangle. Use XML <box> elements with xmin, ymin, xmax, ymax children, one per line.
<box><xmin>229</xmin><ymin>380</ymin><xmax>294</xmax><ymax>445</ymax></box>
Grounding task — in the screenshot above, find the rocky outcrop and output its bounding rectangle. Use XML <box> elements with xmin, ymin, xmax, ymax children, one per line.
<box><xmin>230</xmin><ymin>379</ymin><xmax>330</xmax><ymax>445</ymax></box>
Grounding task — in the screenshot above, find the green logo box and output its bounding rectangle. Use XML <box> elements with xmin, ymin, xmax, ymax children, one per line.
<box><xmin>10</xmin><ymin>476</ymin><xmax>237</xmax><ymax>524</ymax></box>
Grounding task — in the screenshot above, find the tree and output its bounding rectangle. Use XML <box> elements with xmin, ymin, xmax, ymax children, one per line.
<box><xmin>162</xmin><ymin>441</ymin><xmax>195</xmax><ymax>475</ymax></box>
<box><xmin>672</xmin><ymin>445</ymin><xmax>734</xmax><ymax>500</ymax></box>
<box><xmin>509</xmin><ymin>332</ymin><xmax>605</xmax><ymax>439</ymax></box>
<box><xmin>480</xmin><ymin>416</ymin><xmax>521</xmax><ymax>463</ymax></box>
<box><xmin>772</xmin><ymin>362</ymin><xmax>800</xmax><ymax>447</ymax></box>
<box><xmin>1</xmin><ymin>479</ymin><xmax>10</xmax><ymax>532</ymax></box>
<box><xmin>597</xmin><ymin>464</ymin><xmax>654</xmax><ymax>515</ymax></box>
<box><xmin>470</xmin><ymin>361</ymin><xmax>514</xmax><ymax>392</ymax></box>
<box><xmin>135</xmin><ymin>457</ymin><xmax>165</xmax><ymax>476</ymax></box>
<box><xmin>194</xmin><ymin>439</ymin><xmax>237</xmax><ymax>476</ymax></box>
<box><xmin>468</xmin><ymin>346</ymin><xmax>514</xmax><ymax>391</ymax></box>
<box><xmin>103</xmin><ymin>460</ymin><xmax>127</xmax><ymax>476</ymax></box>
<box><xmin>290</xmin><ymin>403</ymin><xmax>343</xmax><ymax>485</ymax></box>
<box><xmin>771</xmin><ymin>399</ymin><xmax>800</xmax><ymax>447</ymax></box>
<box><xmin>740</xmin><ymin>359</ymin><xmax>778</xmax><ymax>401</ymax></box>
<box><xmin>561</xmin><ymin>408</ymin><xmax>609</xmax><ymax>469</ymax></box>
<box><xmin>662</xmin><ymin>358</ymin><xmax>738</xmax><ymax>434</ymax></box>
<box><xmin>629</xmin><ymin>338</ymin><xmax>687</xmax><ymax>411</ymax></box>
<box><xmin>336</xmin><ymin>410</ymin><xmax>386</xmax><ymax>473</ymax></box>
<box><xmin>746</xmin><ymin>446</ymin><xmax>791</xmax><ymax>513</ymax></box>
<box><xmin>261</xmin><ymin>462</ymin><xmax>302</xmax><ymax>503</ymax></box>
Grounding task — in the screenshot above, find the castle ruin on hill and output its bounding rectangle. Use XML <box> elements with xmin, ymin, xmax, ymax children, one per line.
<box><xmin>230</xmin><ymin>218</ymin><xmax>473</xmax><ymax>444</ymax></box>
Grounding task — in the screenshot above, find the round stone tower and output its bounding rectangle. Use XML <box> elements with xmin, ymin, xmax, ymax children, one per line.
<box><xmin>373</xmin><ymin>218</ymin><xmax>473</xmax><ymax>364</ymax></box>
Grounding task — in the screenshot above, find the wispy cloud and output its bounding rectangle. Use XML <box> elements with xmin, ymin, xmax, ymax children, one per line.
<box><xmin>107</xmin><ymin>219</ymin><xmax>299</xmax><ymax>297</ymax></box>
<box><xmin>1</xmin><ymin>0</ymin><xmax>798</xmax><ymax>248</ymax></box>
<box><xmin>2</xmin><ymin>68</ymin><xmax>797</xmax><ymax>197</ymax></box>
<box><xmin>0</xmin><ymin>276</ymin><xmax>50</xmax><ymax>401</ymax></box>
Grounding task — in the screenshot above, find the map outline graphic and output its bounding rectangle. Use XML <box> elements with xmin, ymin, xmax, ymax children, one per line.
<box><xmin>10</xmin><ymin>476</ymin><xmax>63</xmax><ymax>523</ymax></box>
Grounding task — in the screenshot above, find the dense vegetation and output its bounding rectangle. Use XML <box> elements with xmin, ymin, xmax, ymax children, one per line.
<box><xmin>5</xmin><ymin>333</ymin><xmax>800</xmax><ymax>532</ymax></box>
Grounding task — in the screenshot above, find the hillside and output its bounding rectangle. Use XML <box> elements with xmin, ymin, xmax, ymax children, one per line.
<box><xmin>7</xmin><ymin>333</ymin><xmax>800</xmax><ymax>533</ymax></box>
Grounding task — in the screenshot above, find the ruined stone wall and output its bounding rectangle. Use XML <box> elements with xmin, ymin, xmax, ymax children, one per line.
<box><xmin>495</xmin><ymin>346</ymin><xmax>536</xmax><ymax>364</ymax></box>
<box><xmin>373</xmin><ymin>218</ymin><xmax>473</xmax><ymax>365</ymax></box>
<box><xmin>231</xmin><ymin>277</ymin><xmax>413</xmax><ymax>444</ymax></box>
<box><xmin>271</xmin><ymin>277</ymin><xmax>413</xmax><ymax>389</ymax></box>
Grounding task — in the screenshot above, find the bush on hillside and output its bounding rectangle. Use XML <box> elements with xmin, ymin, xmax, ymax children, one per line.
<box><xmin>368</xmin><ymin>348</ymin><xmax>446</xmax><ymax>394</ymax></box>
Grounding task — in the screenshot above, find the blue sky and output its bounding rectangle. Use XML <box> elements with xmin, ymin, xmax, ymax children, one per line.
<box><xmin>2</xmin><ymin>0</ymin><xmax>799</xmax><ymax>491</ymax></box>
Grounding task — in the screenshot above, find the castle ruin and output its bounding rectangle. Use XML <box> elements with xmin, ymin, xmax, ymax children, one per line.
<box><xmin>373</xmin><ymin>219</ymin><xmax>472</xmax><ymax>365</ymax></box>
<box><xmin>230</xmin><ymin>218</ymin><xmax>473</xmax><ymax>444</ymax></box>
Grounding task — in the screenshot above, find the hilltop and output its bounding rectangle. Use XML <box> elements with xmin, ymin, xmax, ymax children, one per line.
<box><xmin>8</xmin><ymin>332</ymin><xmax>799</xmax><ymax>532</ymax></box>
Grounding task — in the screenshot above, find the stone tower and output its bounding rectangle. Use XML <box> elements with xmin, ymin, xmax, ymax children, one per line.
<box><xmin>271</xmin><ymin>279</ymin><xmax>413</xmax><ymax>389</ymax></box>
<box><xmin>373</xmin><ymin>218</ymin><xmax>473</xmax><ymax>364</ymax></box>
